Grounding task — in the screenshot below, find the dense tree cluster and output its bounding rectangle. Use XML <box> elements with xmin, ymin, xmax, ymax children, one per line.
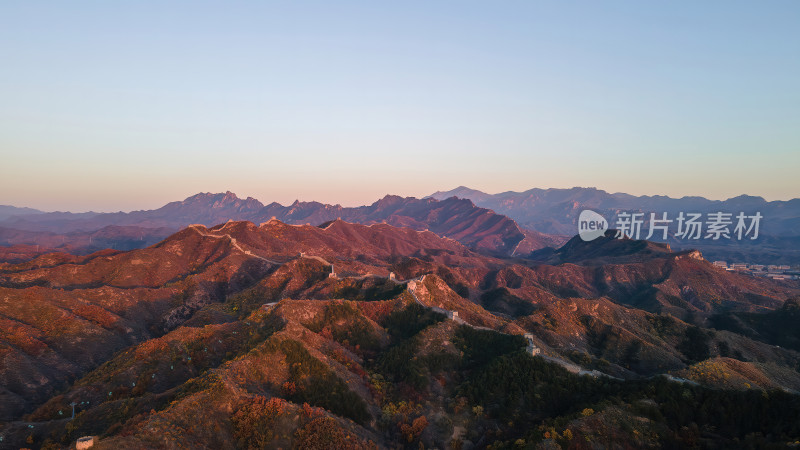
<box><xmin>275</xmin><ymin>339</ymin><xmax>370</xmax><ymax>424</ymax></box>
<box><xmin>712</xmin><ymin>298</ymin><xmax>800</xmax><ymax>352</ymax></box>
<box><xmin>461</xmin><ymin>351</ymin><xmax>800</xmax><ymax>447</ymax></box>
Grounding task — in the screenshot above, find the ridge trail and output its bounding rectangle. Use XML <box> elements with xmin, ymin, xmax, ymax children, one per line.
<box><xmin>188</xmin><ymin>225</ymin><xmax>281</xmax><ymax>265</ymax></box>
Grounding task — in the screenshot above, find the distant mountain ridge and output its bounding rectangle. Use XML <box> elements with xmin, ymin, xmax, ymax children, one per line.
<box><xmin>0</xmin><ymin>205</ymin><xmax>44</xmax><ymax>222</ymax></box>
<box><xmin>5</xmin><ymin>187</ymin><xmax>798</xmax><ymax>263</ymax></box>
<box><xmin>429</xmin><ymin>186</ymin><xmax>800</xmax><ymax>235</ymax></box>
<box><xmin>429</xmin><ymin>186</ymin><xmax>800</xmax><ymax>264</ymax></box>
<box><xmin>0</xmin><ymin>192</ymin><xmax>564</xmax><ymax>259</ymax></box>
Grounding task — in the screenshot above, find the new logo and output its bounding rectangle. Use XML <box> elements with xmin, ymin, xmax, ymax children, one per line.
<box><xmin>578</xmin><ymin>210</ymin><xmax>608</xmax><ymax>241</ymax></box>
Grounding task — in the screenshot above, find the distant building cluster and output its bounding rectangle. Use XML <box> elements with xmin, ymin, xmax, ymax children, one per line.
<box><xmin>713</xmin><ymin>261</ymin><xmax>797</xmax><ymax>280</ymax></box>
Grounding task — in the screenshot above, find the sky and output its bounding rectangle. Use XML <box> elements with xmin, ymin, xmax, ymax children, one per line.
<box><xmin>1</xmin><ymin>1</ymin><xmax>798</xmax><ymax>212</ymax></box>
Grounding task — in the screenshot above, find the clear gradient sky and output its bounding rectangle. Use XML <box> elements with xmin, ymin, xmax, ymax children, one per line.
<box><xmin>1</xmin><ymin>1</ymin><xmax>798</xmax><ymax>212</ymax></box>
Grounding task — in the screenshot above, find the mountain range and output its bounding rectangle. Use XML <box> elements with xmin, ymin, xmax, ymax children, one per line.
<box><xmin>429</xmin><ymin>186</ymin><xmax>800</xmax><ymax>235</ymax></box>
<box><xmin>430</xmin><ymin>186</ymin><xmax>800</xmax><ymax>264</ymax></box>
<box><xmin>0</xmin><ymin>193</ymin><xmax>562</xmax><ymax>262</ymax></box>
<box><xmin>0</xmin><ymin>213</ymin><xmax>799</xmax><ymax>447</ymax></box>
<box><xmin>4</xmin><ymin>187</ymin><xmax>799</xmax><ymax>265</ymax></box>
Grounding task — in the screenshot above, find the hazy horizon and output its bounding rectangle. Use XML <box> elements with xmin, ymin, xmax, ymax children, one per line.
<box><xmin>2</xmin><ymin>1</ymin><xmax>798</xmax><ymax>211</ymax></box>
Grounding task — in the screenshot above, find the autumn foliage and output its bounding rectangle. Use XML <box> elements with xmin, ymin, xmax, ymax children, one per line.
<box><xmin>231</xmin><ymin>396</ymin><xmax>286</xmax><ymax>449</ymax></box>
<box><xmin>294</xmin><ymin>417</ymin><xmax>376</xmax><ymax>450</ymax></box>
